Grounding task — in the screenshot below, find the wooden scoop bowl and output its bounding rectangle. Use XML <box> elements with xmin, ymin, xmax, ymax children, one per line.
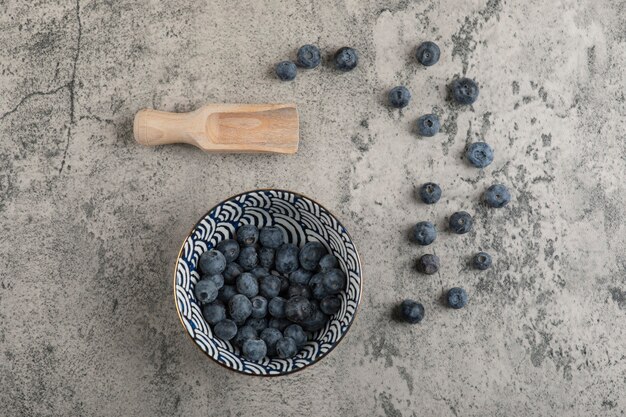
<box><xmin>133</xmin><ymin>103</ymin><xmax>299</xmax><ymax>154</ymax></box>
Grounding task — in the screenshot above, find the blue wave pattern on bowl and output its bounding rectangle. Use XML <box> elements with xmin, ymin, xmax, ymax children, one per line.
<box><xmin>175</xmin><ymin>190</ymin><xmax>362</xmax><ymax>375</ymax></box>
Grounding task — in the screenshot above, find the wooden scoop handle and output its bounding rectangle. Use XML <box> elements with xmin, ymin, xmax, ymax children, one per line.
<box><xmin>133</xmin><ymin>104</ymin><xmax>299</xmax><ymax>154</ymax></box>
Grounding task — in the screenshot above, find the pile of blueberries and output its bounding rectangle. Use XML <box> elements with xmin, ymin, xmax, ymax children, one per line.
<box><xmin>194</xmin><ymin>224</ymin><xmax>346</xmax><ymax>361</ymax></box>
<box><xmin>394</xmin><ymin>41</ymin><xmax>512</xmax><ymax>324</ymax></box>
<box><xmin>275</xmin><ymin>44</ymin><xmax>358</xmax><ymax>80</ymax></box>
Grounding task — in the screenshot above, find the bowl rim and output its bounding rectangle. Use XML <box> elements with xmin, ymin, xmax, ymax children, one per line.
<box><xmin>172</xmin><ymin>188</ymin><xmax>363</xmax><ymax>377</ymax></box>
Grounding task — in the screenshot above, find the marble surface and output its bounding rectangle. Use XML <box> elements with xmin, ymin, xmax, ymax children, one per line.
<box><xmin>1</xmin><ymin>0</ymin><xmax>625</xmax><ymax>415</ymax></box>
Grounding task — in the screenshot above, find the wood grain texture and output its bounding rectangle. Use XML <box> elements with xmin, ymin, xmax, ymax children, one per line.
<box><xmin>133</xmin><ymin>103</ymin><xmax>299</xmax><ymax>154</ymax></box>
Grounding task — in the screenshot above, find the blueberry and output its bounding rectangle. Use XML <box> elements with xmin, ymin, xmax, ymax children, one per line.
<box><xmin>194</xmin><ymin>279</ymin><xmax>219</xmax><ymax>304</ymax></box>
<box><xmin>275</xmin><ymin>61</ymin><xmax>297</xmax><ymax>81</ymax></box>
<box><xmin>388</xmin><ymin>86</ymin><xmax>411</xmax><ymax>108</ymax></box>
<box><xmin>417</xmin><ymin>254</ymin><xmax>440</xmax><ymax>275</ymax></box>
<box><xmin>259</xmin><ymin>226</ymin><xmax>285</xmax><ymax>249</ymax></box>
<box><xmin>236</xmin><ymin>272</ymin><xmax>259</xmax><ymax>298</ymax></box>
<box><xmin>416</xmin><ymin>114</ymin><xmax>440</xmax><ymax>137</ymax></box>
<box><xmin>268</xmin><ymin>317</ymin><xmax>291</xmax><ymax>331</ymax></box>
<box><xmin>412</xmin><ymin>221</ymin><xmax>437</xmax><ymax>245</ymax></box>
<box><xmin>258</xmin><ymin>247</ymin><xmax>275</xmax><ymax>269</ymax></box>
<box><xmin>236</xmin><ymin>224</ymin><xmax>259</xmax><ymax>246</ymax></box>
<box><xmin>400</xmin><ymin>300</ymin><xmax>424</xmax><ymax>324</ymax></box>
<box><xmin>202</xmin><ymin>301</ymin><xmax>226</xmax><ymax>325</ymax></box>
<box><xmin>203</xmin><ymin>274</ymin><xmax>224</xmax><ymax>289</ymax></box>
<box><xmin>250</xmin><ymin>296</ymin><xmax>268</xmax><ymax>319</ymax></box>
<box><xmin>298</xmin><ymin>241</ymin><xmax>326</xmax><ymax>271</ymax></box>
<box><xmin>275</xmin><ymin>243</ymin><xmax>299</xmax><ymax>274</ymax></box>
<box><xmin>283</xmin><ymin>324</ymin><xmax>307</xmax><ymax>347</ymax></box>
<box><xmin>242</xmin><ymin>338</ymin><xmax>267</xmax><ymax>361</ymax></box>
<box><xmin>472</xmin><ymin>252</ymin><xmax>492</xmax><ymax>270</ymax></box>
<box><xmin>213</xmin><ymin>319</ymin><xmax>238</xmax><ymax>341</ymax></box>
<box><xmin>308</xmin><ymin>273</ymin><xmax>328</xmax><ymax>300</ymax></box>
<box><xmin>287</xmin><ymin>283</ymin><xmax>312</xmax><ymax>299</ymax></box>
<box><xmin>237</xmin><ymin>246</ymin><xmax>259</xmax><ymax>271</ymax></box>
<box><xmin>419</xmin><ymin>182</ymin><xmax>442</xmax><ymax>204</ymax></box>
<box><xmin>318</xmin><ymin>254</ymin><xmax>338</xmax><ymax>271</ymax></box>
<box><xmin>259</xmin><ymin>274</ymin><xmax>282</xmax><ymax>299</ymax></box>
<box><xmin>260</xmin><ymin>327</ymin><xmax>283</xmax><ymax>356</ymax></box>
<box><xmin>217</xmin><ymin>284</ymin><xmax>237</xmax><ymax>303</ymax></box>
<box><xmin>446</xmin><ymin>287</ymin><xmax>468</xmax><ymax>309</ymax></box>
<box><xmin>449</xmin><ymin>211</ymin><xmax>473</xmax><ymax>234</ymax></box>
<box><xmin>198</xmin><ymin>250</ymin><xmax>227</xmax><ymax>275</ymax></box>
<box><xmin>334</xmin><ymin>47</ymin><xmax>358</xmax><ymax>71</ymax></box>
<box><xmin>466</xmin><ymin>142</ymin><xmax>494</xmax><ymax>168</ymax></box>
<box><xmin>451</xmin><ymin>77</ymin><xmax>479</xmax><ymax>105</ymax></box>
<box><xmin>233</xmin><ymin>325</ymin><xmax>257</xmax><ymax>348</ymax></box>
<box><xmin>289</xmin><ymin>268</ymin><xmax>313</xmax><ymax>286</ymax></box>
<box><xmin>415</xmin><ymin>41</ymin><xmax>440</xmax><ymax>66</ymax></box>
<box><xmin>276</xmin><ymin>337</ymin><xmax>298</xmax><ymax>359</ymax></box>
<box><xmin>245</xmin><ymin>317</ymin><xmax>268</xmax><ymax>334</ymax></box>
<box><xmin>285</xmin><ymin>296</ymin><xmax>314</xmax><ymax>323</ymax></box>
<box><xmin>319</xmin><ymin>296</ymin><xmax>341</xmax><ymax>315</ymax></box>
<box><xmin>229</xmin><ymin>294</ymin><xmax>252</xmax><ymax>323</ymax></box>
<box><xmin>223</xmin><ymin>262</ymin><xmax>244</xmax><ymax>284</ymax></box>
<box><xmin>251</xmin><ymin>267</ymin><xmax>270</xmax><ymax>278</ymax></box>
<box><xmin>322</xmin><ymin>268</ymin><xmax>346</xmax><ymax>294</ymax></box>
<box><xmin>268</xmin><ymin>296</ymin><xmax>287</xmax><ymax>318</ymax></box>
<box><xmin>216</xmin><ymin>239</ymin><xmax>240</xmax><ymax>263</ymax></box>
<box><xmin>300</xmin><ymin>309</ymin><xmax>328</xmax><ymax>332</ymax></box>
<box><xmin>484</xmin><ymin>184</ymin><xmax>511</xmax><ymax>208</ymax></box>
<box><xmin>296</xmin><ymin>44</ymin><xmax>321</xmax><ymax>69</ymax></box>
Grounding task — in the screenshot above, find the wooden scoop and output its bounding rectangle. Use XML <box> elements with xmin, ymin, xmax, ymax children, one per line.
<box><xmin>133</xmin><ymin>103</ymin><xmax>299</xmax><ymax>154</ymax></box>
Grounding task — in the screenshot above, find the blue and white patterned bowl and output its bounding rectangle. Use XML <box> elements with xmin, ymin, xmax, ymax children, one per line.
<box><xmin>174</xmin><ymin>189</ymin><xmax>362</xmax><ymax>376</ymax></box>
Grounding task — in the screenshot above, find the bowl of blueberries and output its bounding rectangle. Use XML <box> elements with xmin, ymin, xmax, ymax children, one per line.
<box><xmin>174</xmin><ymin>189</ymin><xmax>362</xmax><ymax>376</ymax></box>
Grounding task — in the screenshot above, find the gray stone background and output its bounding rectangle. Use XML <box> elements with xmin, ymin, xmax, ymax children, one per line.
<box><xmin>1</xmin><ymin>0</ymin><xmax>625</xmax><ymax>416</ymax></box>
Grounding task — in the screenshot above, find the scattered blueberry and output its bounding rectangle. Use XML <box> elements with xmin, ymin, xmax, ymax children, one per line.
<box><xmin>202</xmin><ymin>301</ymin><xmax>226</xmax><ymax>325</ymax></box>
<box><xmin>451</xmin><ymin>77</ymin><xmax>479</xmax><ymax>105</ymax></box>
<box><xmin>322</xmin><ymin>268</ymin><xmax>346</xmax><ymax>294</ymax></box>
<box><xmin>214</xmin><ymin>319</ymin><xmax>238</xmax><ymax>341</ymax></box>
<box><xmin>400</xmin><ymin>300</ymin><xmax>425</xmax><ymax>324</ymax></box>
<box><xmin>319</xmin><ymin>296</ymin><xmax>341</xmax><ymax>315</ymax></box>
<box><xmin>289</xmin><ymin>268</ymin><xmax>313</xmax><ymax>286</ymax></box>
<box><xmin>194</xmin><ymin>279</ymin><xmax>219</xmax><ymax>304</ymax></box>
<box><xmin>419</xmin><ymin>182</ymin><xmax>442</xmax><ymax>204</ymax></box>
<box><xmin>260</xmin><ymin>327</ymin><xmax>283</xmax><ymax>356</ymax></box>
<box><xmin>466</xmin><ymin>142</ymin><xmax>494</xmax><ymax>168</ymax></box>
<box><xmin>233</xmin><ymin>325</ymin><xmax>257</xmax><ymax>348</ymax></box>
<box><xmin>216</xmin><ymin>239</ymin><xmax>240</xmax><ymax>263</ymax></box>
<box><xmin>276</xmin><ymin>337</ymin><xmax>298</xmax><ymax>359</ymax></box>
<box><xmin>203</xmin><ymin>274</ymin><xmax>224</xmax><ymax>289</ymax></box>
<box><xmin>275</xmin><ymin>243</ymin><xmax>300</xmax><ymax>274</ymax></box>
<box><xmin>268</xmin><ymin>296</ymin><xmax>287</xmax><ymax>318</ymax></box>
<box><xmin>236</xmin><ymin>224</ymin><xmax>259</xmax><ymax>246</ymax></box>
<box><xmin>415</xmin><ymin>41</ymin><xmax>440</xmax><ymax>66</ymax></box>
<box><xmin>284</xmin><ymin>324</ymin><xmax>307</xmax><ymax>347</ymax></box>
<box><xmin>217</xmin><ymin>284</ymin><xmax>237</xmax><ymax>303</ymax></box>
<box><xmin>236</xmin><ymin>272</ymin><xmax>259</xmax><ymax>298</ymax></box>
<box><xmin>242</xmin><ymin>338</ymin><xmax>267</xmax><ymax>361</ymax></box>
<box><xmin>449</xmin><ymin>211</ymin><xmax>473</xmax><ymax>234</ymax></box>
<box><xmin>298</xmin><ymin>242</ymin><xmax>326</xmax><ymax>271</ymax></box>
<box><xmin>285</xmin><ymin>295</ymin><xmax>314</xmax><ymax>323</ymax></box>
<box><xmin>301</xmin><ymin>309</ymin><xmax>328</xmax><ymax>332</ymax></box>
<box><xmin>388</xmin><ymin>86</ymin><xmax>411</xmax><ymax>108</ymax></box>
<box><xmin>198</xmin><ymin>249</ymin><xmax>227</xmax><ymax>275</ymax></box>
<box><xmin>275</xmin><ymin>61</ymin><xmax>297</xmax><ymax>81</ymax></box>
<box><xmin>296</xmin><ymin>44</ymin><xmax>321</xmax><ymax>69</ymax></box>
<box><xmin>412</xmin><ymin>221</ymin><xmax>437</xmax><ymax>245</ymax></box>
<box><xmin>245</xmin><ymin>317</ymin><xmax>268</xmax><ymax>334</ymax></box>
<box><xmin>223</xmin><ymin>262</ymin><xmax>244</xmax><ymax>284</ymax></box>
<box><xmin>318</xmin><ymin>254</ymin><xmax>338</xmax><ymax>271</ymax></box>
<box><xmin>250</xmin><ymin>296</ymin><xmax>268</xmax><ymax>319</ymax></box>
<box><xmin>484</xmin><ymin>184</ymin><xmax>511</xmax><ymax>208</ymax></box>
<box><xmin>416</xmin><ymin>114</ymin><xmax>440</xmax><ymax>137</ymax></box>
<box><xmin>268</xmin><ymin>317</ymin><xmax>291</xmax><ymax>331</ymax></box>
<box><xmin>259</xmin><ymin>226</ymin><xmax>284</xmax><ymax>249</ymax></box>
<box><xmin>334</xmin><ymin>47</ymin><xmax>358</xmax><ymax>71</ymax></box>
<box><xmin>229</xmin><ymin>294</ymin><xmax>253</xmax><ymax>324</ymax></box>
<box><xmin>258</xmin><ymin>247</ymin><xmax>275</xmax><ymax>269</ymax></box>
<box><xmin>446</xmin><ymin>287</ymin><xmax>468</xmax><ymax>309</ymax></box>
<box><xmin>472</xmin><ymin>252</ymin><xmax>492</xmax><ymax>270</ymax></box>
<box><xmin>259</xmin><ymin>274</ymin><xmax>282</xmax><ymax>299</ymax></box>
<box><xmin>237</xmin><ymin>246</ymin><xmax>259</xmax><ymax>271</ymax></box>
<box><xmin>287</xmin><ymin>283</ymin><xmax>312</xmax><ymax>299</ymax></box>
<box><xmin>417</xmin><ymin>254</ymin><xmax>440</xmax><ymax>275</ymax></box>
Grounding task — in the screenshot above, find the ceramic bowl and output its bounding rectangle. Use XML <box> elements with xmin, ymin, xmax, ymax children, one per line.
<box><xmin>174</xmin><ymin>189</ymin><xmax>362</xmax><ymax>376</ymax></box>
